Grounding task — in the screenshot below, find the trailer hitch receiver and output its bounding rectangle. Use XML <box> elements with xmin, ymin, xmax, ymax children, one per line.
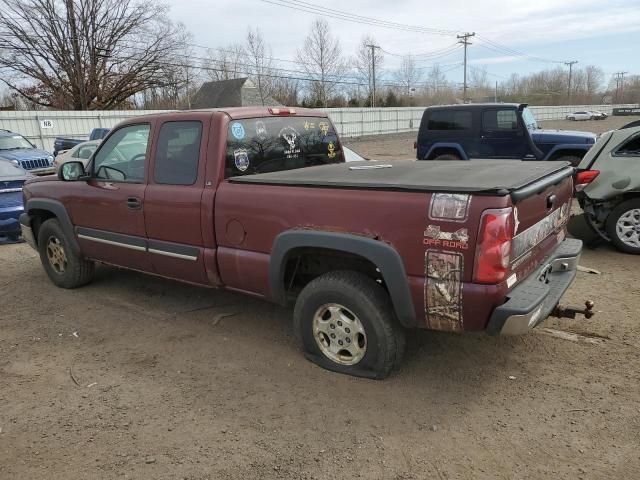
<box><xmin>551</xmin><ymin>300</ymin><xmax>595</xmax><ymax>320</ymax></box>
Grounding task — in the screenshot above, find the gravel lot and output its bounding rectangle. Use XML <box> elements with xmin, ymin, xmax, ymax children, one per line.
<box><xmin>1</xmin><ymin>115</ymin><xmax>640</xmax><ymax>479</ymax></box>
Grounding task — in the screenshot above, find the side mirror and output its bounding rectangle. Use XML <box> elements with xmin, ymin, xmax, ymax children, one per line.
<box><xmin>59</xmin><ymin>161</ymin><xmax>86</xmax><ymax>181</ymax></box>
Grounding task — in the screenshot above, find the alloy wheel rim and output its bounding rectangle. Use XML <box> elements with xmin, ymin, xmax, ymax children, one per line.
<box><xmin>616</xmin><ymin>209</ymin><xmax>640</xmax><ymax>248</ymax></box>
<box><xmin>46</xmin><ymin>236</ymin><xmax>68</xmax><ymax>274</ymax></box>
<box><xmin>312</xmin><ymin>303</ymin><xmax>367</xmax><ymax>366</ymax></box>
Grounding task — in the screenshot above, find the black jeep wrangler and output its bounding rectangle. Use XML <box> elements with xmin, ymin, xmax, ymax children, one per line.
<box><xmin>416</xmin><ymin>103</ymin><xmax>596</xmax><ymax>166</ymax></box>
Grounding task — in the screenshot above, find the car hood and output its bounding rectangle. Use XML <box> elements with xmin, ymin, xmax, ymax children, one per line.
<box><xmin>0</xmin><ymin>148</ymin><xmax>52</xmax><ymax>161</ymax></box>
<box><xmin>532</xmin><ymin>129</ymin><xmax>597</xmax><ymax>144</ymax></box>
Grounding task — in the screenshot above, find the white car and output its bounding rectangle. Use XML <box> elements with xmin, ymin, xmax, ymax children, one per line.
<box><xmin>589</xmin><ymin>111</ymin><xmax>608</xmax><ymax>120</ymax></box>
<box><xmin>343</xmin><ymin>145</ymin><xmax>368</xmax><ymax>162</ymax></box>
<box><xmin>53</xmin><ymin>140</ymin><xmax>101</xmax><ymax>172</ymax></box>
<box><xmin>566</xmin><ymin>111</ymin><xmax>593</xmax><ymax>121</ymax></box>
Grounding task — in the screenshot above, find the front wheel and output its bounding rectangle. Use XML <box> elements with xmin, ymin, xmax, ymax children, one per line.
<box><xmin>37</xmin><ymin>218</ymin><xmax>95</xmax><ymax>288</ymax></box>
<box><xmin>606</xmin><ymin>199</ymin><xmax>640</xmax><ymax>254</ymax></box>
<box><xmin>293</xmin><ymin>271</ymin><xmax>406</xmax><ymax>379</ymax></box>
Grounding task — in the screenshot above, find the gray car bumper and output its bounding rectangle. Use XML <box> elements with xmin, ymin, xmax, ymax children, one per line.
<box><xmin>487</xmin><ymin>238</ymin><xmax>583</xmax><ymax>335</ymax></box>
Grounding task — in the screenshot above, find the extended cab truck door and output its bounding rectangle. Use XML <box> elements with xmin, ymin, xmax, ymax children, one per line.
<box><xmin>478</xmin><ymin>108</ymin><xmax>532</xmax><ymax>159</ymax></box>
<box><xmin>68</xmin><ymin>122</ymin><xmax>154</xmax><ymax>272</ymax></box>
<box><xmin>143</xmin><ymin>117</ymin><xmax>211</xmax><ymax>285</ymax></box>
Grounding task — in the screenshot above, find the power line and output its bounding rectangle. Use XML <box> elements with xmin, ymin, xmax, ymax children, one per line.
<box><xmin>380</xmin><ymin>43</ymin><xmax>460</xmax><ymax>59</ymax></box>
<box><xmin>475</xmin><ymin>35</ymin><xmax>565</xmax><ymax>64</ymax></box>
<box><xmin>257</xmin><ymin>0</ymin><xmax>458</xmax><ymax>36</ymax></box>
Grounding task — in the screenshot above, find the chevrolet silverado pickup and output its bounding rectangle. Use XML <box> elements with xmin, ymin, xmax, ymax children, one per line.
<box><xmin>20</xmin><ymin>107</ymin><xmax>587</xmax><ymax>379</ymax></box>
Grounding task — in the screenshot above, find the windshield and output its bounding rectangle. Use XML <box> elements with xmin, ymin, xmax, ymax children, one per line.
<box><xmin>522</xmin><ymin>108</ymin><xmax>538</xmax><ymax>130</ymax></box>
<box><xmin>0</xmin><ymin>134</ymin><xmax>34</xmax><ymax>150</ymax></box>
<box><xmin>225</xmin><ymin>116</ymin><xmax>343</xmax><ymax>178</ymax></box>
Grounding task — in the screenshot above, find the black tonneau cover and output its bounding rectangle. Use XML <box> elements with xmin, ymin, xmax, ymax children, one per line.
<box><xmin>229</xmin><ymin>160</ymin><xmax>573</xmax><ymax>196</ymax></box>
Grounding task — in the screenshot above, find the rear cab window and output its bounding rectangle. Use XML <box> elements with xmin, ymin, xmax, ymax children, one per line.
<box><xmin>154</xmin><ymin>121</ymin><xmax>202</xmax><ymax>185</ymax></box>
<box><xmin>225</xmin><ymin>116</ymin><xmax>343</xmax><ymax>178</ymax></box>
<box><xmin>427</xmin><ymin>110</ymin><xmax>472</xmax><ymax>131</ymax></box>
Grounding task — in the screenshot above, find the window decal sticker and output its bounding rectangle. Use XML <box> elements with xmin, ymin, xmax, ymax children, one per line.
<box><xmin>234</xmin><ymin>149</ymin><xmax>249</xmax><ymax>172</ymax></box>
<box><xmin>231</xmin><ymin>122</ymin><xmax>246</xmax><ymax>140</ymax></box>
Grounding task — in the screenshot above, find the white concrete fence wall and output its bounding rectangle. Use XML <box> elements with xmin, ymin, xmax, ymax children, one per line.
<box><xmin>1</xmin><ymin>104</ymin><xmax>638</xmax><ymax>152</ymax></box>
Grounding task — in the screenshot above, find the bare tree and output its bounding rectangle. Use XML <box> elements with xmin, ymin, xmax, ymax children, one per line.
<box><xmin>353</xmin><ymin>35</ymin><xmax>383</xmax><ymax>105</ymax></box>
<box><xmin>0</xmin><ymin>0</ymin><xmax>186</xmax><ymax>110</ymax></box>
<box><xmin>394</xmin><ymin>55</ymin><xmax>421</xmax><ymax>97</ymax></box>
<box><xmin>271</xmin><ymin>77</ymin><xmax>299</xmax><ymax>106</ymax></box>
<box><xmin>296</xmin><ymin>18</ymin><xmax>344</xmax><ymax>107</ymax></box>
<box><xmin>423</xmin><ymin>64</ymin><xmax>456</xmax><ymax>104</ymax></box>
<box><xmin>204</xmin><ymin>44</ymin><xmax>246</xmax><ymax>81</ymax></box>
<box><xmin>469</xmin><ymin>66</ymin><xmax>491</xmax><ymax>99</ymax></box>
<box><xmin>245</xmin><ymin>27</ymin><xmax>274</xmax><ymax>105</ymax></box>
<box><xmin>584</xmin><ymin>65</ymin><xmax>605</xmax><ymax>96</ymax></box>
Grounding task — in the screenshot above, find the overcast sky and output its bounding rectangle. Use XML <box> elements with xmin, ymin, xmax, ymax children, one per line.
<box><xmin>170</xmin><ymin>0</ymin><xmax>639</xmax><ymax>87</ymax></box>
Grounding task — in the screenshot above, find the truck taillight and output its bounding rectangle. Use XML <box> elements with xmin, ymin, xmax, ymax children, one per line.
<box><xmin>474</xmin><ymin>208</ymin><xmax>514</xmax><ymax>284</ymax></box>
<box><xmin>269</xmin><ymin>107</ymin><xmax>296</xmax><ymax>115</ymax></box>
<box><xmin>575</xmin><ymin>170</ymin><xmax>599</xmax><ymax>192</ymax></box>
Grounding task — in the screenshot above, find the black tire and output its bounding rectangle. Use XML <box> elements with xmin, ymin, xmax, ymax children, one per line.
<box><xmin>553</xmin><ymin>155</ymin><xmax>582</xmax><ymax>167</ymax></box>
<box><xmin>37</xmin><ymin>218</ymin><xmax>95</xmax><ymax>288</ymax></box>
<box><xmin>433</xmin><ymin>153</ymin><xmax>461</xmax><ymax>160</ymax></box>
<box><xmin>605</xmin><ymin>199</ymin><xmax>640</xmax><ymax>254</ymax></box>
<box><xmin>293</xmin><ymin>271</ymin><xmax>406</xmax><ymax>379</ymax></box>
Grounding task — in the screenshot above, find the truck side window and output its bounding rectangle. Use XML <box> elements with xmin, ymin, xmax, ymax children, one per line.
<box><xmin>93</xmin><ymin>124</ymin><xmax>150</xmax><ymax>182</ymax></box>
<box><xmin>427</xmin><ymin>110</ymin><xmax>472</xmax><ymax>130</ymax></box>
<box><xmin>483</xmin><ymin>109</ymin><xmax>518</xmax><ymax>130</ymax></box>
<box><xmin>615</xmin><ymin>135</ymin><xmax>640</xmax><ymax>156</ymax></box>
<box><xmin>154</xmin><ymin>121</ymin><xmax>202</xmax><ymax>185</ymax></box>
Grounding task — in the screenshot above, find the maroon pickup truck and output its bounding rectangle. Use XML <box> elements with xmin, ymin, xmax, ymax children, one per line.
<box><xmin>20</xmin><ymin>107</ymin><xmax>587</xmax><ymax>378</ymax></box>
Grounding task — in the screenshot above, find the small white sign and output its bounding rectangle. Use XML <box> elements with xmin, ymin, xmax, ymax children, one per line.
<box><xmin>40</xmin><ymin>119</ymin><xmax>54</xmax><ymax>129</ymax></box>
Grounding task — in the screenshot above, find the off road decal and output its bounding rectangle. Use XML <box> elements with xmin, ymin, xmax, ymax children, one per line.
<box><xmin>423</xmin><ymin>225</ymin><xmax>469</xmax><ymax>250</ymax></box>
<box><xmin>424</xmin><ymin>250</ymin><xmax>463</xmax><ymax>332</ymax></box>
<box><xmin>429</xmin><ymin>193</ymin><xmax>471</xmax><ymax>222</ymax></box>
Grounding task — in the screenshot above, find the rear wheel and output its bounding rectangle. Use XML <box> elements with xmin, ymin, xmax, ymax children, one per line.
<box><xmin>606</xmin><ymin>199</ymin><xmax>640</xmax><ymax>254</ymax></box>
<box><xmin>37</xmin><ymin>218</ymin><xmax>95</xmax><ymax>288</ymax></box>
<box><xmin>433</xmin><ymin>153</ymin><xmax>461</xmax><ymax>160</ymax></box>
<box><xmin>293</xmin><ymin>271</ymin><xmax>406</xmax><ymax>379</ymax></box>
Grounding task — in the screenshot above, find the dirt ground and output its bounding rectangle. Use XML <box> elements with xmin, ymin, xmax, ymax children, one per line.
<box><xmin>2</xmin><ymin>117</ymin><xmax>640</xmax><ymax>479</ymax></box>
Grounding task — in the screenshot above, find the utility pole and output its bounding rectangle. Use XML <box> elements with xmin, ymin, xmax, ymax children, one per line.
<box><xmin>366</xmin><ymin>44</ymin><xmax>380</xmax><ymax>107</ymax></box>
<box><xmin>495</xmin><ymin>81</ymin><xmax>498</xmax><ymax>103</ymax></box>
<box><xmin>614</xmin><ymin>71</ymin><xmax>628</xmax><ymax>103</ymax></box>
<box><xmin>565</xmin><ymin>61</ymin><xmax>578</xmax><ymax>100</ymax></box>
<box><xmin>457</xmin><ymin>32</ymin><xmax>475</xmax><ymax>103</ymax></box>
